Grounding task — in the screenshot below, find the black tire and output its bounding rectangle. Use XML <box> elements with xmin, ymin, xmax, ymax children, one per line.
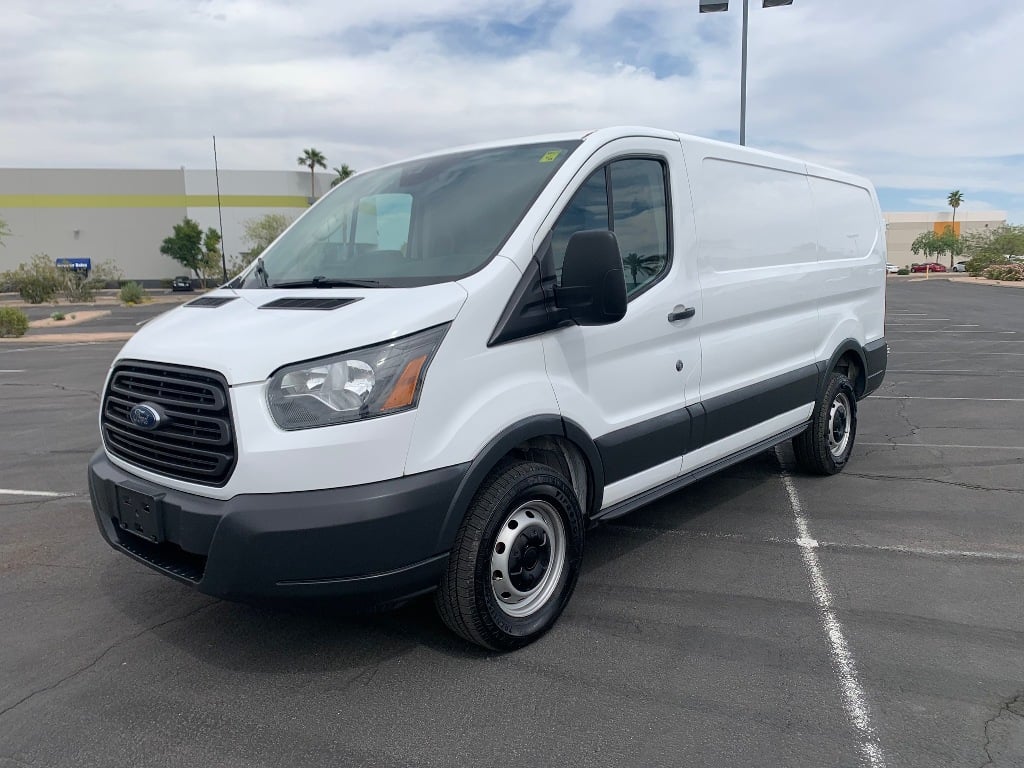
<box><xmin>435</xmin><ymin>460</ymin><xmax>585</xmax><ymax>651</ymax></box>
<box><xmin>793</xmin><ymin>371</ymin><xmax>857</xmax><ymax>475</ymax></box>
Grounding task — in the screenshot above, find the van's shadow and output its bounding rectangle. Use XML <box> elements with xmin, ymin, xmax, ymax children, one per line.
<box><xmin>105</xmin><ymin>451</ymin><xmax>782</xmax><ymax>672</ymax></box>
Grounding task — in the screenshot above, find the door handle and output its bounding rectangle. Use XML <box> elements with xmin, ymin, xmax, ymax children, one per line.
<box><xmin>667</xmin><ymin>305</ymin><xmax>696</xmax><ymax>322</ymax></box>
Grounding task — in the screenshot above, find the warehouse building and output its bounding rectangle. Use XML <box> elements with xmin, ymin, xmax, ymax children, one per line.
<box><xmin>884</xmin><ymin>210</ymin><xmax>1007</xmax><ymax>268</ymax></box>
<box><xmin>0</xmin><ymin>168</ymin><xmax>331</xmax><ymax>282</ymax></box>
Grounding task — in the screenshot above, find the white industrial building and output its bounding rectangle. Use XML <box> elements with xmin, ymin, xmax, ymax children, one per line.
<box><xmin>0</xmin><ymin>168</ymin><xmax>331</xmax><ymax>282</ymax></box>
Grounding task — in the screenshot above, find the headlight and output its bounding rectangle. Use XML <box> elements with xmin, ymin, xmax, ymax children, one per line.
<box><xmin>267</xmin><ymin>324</ymin><xmax>448</xmax><ymax>430</ymax></box>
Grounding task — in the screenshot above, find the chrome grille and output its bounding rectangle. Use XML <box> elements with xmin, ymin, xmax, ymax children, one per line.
<box><xmin>101</xmin><ymin>361</ymin><xmax>236</xmax><ymax>486</ymax></box>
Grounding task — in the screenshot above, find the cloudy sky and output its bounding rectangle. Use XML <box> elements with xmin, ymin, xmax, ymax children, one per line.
<box><xmin>4</xmin><ymin>0</ymin><xmax>1023</xmax><ymax>221</ymax></box>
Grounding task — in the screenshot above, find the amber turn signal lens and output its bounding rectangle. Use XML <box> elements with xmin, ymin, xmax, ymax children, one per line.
<box><xmin>382</xmin><ymin>355</ymin><xmax>428</xmax><ymax>410</ymax></box>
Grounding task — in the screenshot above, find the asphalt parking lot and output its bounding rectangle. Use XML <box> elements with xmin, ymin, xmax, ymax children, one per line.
<box><xmin>1</xmin><ymin>278</ymin><xmax>1022</xmax><ymax>767</ymax></box>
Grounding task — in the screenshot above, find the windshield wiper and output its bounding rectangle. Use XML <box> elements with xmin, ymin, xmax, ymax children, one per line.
<box><xmin>269</xmin><ymin>276</ymin><xmax>386</xmax><ymax>289</ymax></box>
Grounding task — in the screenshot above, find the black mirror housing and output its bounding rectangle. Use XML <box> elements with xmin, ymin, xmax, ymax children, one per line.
<box><xmin>555</xmin><ymin>230</ymin><xmax>628</xmax><ymax>326</ymax></box>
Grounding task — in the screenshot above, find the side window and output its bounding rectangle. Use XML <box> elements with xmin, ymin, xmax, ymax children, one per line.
<box><xmin>549</xmin><ymin>157</ymin><xmax>670</xmax><ymax>297</ymax></box>
<box><xmin>550</xmin><ymin>169</ymin><xmax>608</xmax><ymax>284</ymax></box>
<box><xmin>611</xmin><ymin>159</ymin><xmax>669</xmax><ymax>294</ymax></box>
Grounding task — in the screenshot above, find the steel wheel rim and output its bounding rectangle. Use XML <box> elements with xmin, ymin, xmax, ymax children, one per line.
<box><xmin>490</xmin><ymin>500</ymin><xmax>566</xmax><ymax>618</ymax></box>
<box><xmin>828</xmin><ymin>392</ymin><xmax>852</xmax><ymax>459</ymax></box>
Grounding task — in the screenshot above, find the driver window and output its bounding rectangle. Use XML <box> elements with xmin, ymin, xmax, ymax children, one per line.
<box><xmin>549</xmin><ymin>157</ymin><xmax>669</xmax><ymax>297</ymax></box>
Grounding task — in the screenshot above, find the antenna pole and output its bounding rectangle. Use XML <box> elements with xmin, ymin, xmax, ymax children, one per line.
<box><xmin>213</xmin><ymin>135</ymin><xmax>227</xmax><ymax>283</ymax></box>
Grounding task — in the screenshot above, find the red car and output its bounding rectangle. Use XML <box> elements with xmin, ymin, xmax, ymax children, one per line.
<box><xmin>910</xmin><ymin>262</ymin><xmax>947</xmax><ymax>273</ymax></box>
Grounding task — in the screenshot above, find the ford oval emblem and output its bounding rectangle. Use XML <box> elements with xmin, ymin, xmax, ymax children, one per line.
<box><xmin>128</xmin><ymin>403</ymin><xmax>163</xmax><ymax>431</ymax></box>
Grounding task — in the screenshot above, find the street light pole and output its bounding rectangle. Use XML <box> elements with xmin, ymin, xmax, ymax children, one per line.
<box><xmin>699</xmin><ymin>0</ymin><xmax>793</xmax><ymax>146</ymax></box>
<box><xmin>739</xmin><ymin>0</ymin><xmax>749</xmax><ymax>146</ymax></box>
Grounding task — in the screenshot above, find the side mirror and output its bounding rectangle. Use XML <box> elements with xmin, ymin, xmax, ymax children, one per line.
<box><xmin>555</xmin><ymin>230</ymin><xmax>628</xmax><ymax>326</ymax></box>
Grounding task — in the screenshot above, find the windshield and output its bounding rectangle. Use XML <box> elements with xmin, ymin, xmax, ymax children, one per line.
<box><xmin>234</xmin><ymin>140</ymin><xmax>581</xmax><ymax>289</ymax></box>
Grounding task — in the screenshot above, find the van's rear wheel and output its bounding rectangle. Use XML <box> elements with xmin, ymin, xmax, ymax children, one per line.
<box><xmin>793</xmin><ymin>371</ymin><xmax>857</xmax><ymax>475</ymax></box>
<box><xmin>435</xmin><ymin>460</ymin><xmax>584</xmax><ymax>651</ymax></box>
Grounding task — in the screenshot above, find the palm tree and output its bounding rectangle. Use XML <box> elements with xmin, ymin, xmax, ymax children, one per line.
<box><xmin>946</xmin><ymin>190</ymin><xmax>964</xmax><ymax>267</ymax></box>
<box><xmin>330</xmin><ymin>164</ymin><xmax>356</xmax><ymax>187</ymax></box>
<box><xmin>622</xmin><ymin>252</ymin><xmax>662</xmax><ymax>288</ymax></box>
<box><xmin>297</xmin><ymin>148</ymin><xmax>327</xmax><ymax>199</ymax></box>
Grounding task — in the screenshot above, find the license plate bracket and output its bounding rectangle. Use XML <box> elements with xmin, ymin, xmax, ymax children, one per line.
<box><xmin>115</xmin><ymin>485</ymin><xmax>164</xmax><ymax>543</ymax></box>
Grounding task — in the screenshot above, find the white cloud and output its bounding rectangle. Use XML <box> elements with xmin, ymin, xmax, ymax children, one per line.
<box><xmin>1</xmin><ymin>0</ymin><xmax>1021</xmax><ymax>220</ymax></box>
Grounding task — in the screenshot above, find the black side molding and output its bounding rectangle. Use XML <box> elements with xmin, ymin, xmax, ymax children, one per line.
<box><xmin>594</xmin><ymin>422</ymin><xmax>809</xmax><ymax>523</ymax></box>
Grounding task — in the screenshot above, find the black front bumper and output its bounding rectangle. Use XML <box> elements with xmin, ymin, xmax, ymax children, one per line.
<box><xmin>88</xmin><ymin>450</ymin><xmax>469</xmax><ymax>607</ymax></box>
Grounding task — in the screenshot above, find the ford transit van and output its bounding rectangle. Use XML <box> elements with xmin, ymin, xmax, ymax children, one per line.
<box><xmin>88</xmin><ymin>127</ymin><xmax>887</xmax><ymax>650</ymax></box>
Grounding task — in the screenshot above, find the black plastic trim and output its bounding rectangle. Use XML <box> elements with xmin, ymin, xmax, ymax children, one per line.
<box><xmin>593</xmin><ymin>423</ymin><xmax>809</xmax><ymax>523</ymax></box>
<box><xmin>186</xmin><ymin>296</ymin><xmax>238</xmax><ymax>308</ymax></box>
<box><xmin>89</xmin><ymin>450</ymin><xmax>468</xmax><ymax>606</ymax></box>
<box><xmin>487</xmin><ymin>256</ymin><xmax>569</xmax><ymax>346</ymax></box>
<box><xmin>699</xmin><ymin>364</ymin><xmax>819</xmax><ymax>448</ymax></box>
<box><xmin>596</xmin><ymin>409</ymin><xmax>690</xmax><ymax>485</ymax></box>
<box><xmin>433</xmin><ymin>415</ymin><xmax>605</xmax><ymax>553</ymax></box>
<box><xmin>862</xmin><ymin>337</ymin><xmax>888</xmax><ymax>397</ymax></box>
<box><xmin>259</xmin><ymin>297</ymin><xmax>361</xmax><ymax>310</ymax></box>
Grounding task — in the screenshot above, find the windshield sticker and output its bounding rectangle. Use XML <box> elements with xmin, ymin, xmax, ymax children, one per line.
<box><xmin>539</xmin><ymin>150</ymin><xmax>562</xmax><ymax>163</ymax></box>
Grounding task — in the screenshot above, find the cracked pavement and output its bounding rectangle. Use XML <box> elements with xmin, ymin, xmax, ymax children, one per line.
<box><xmin>0</xmin><ymin>279</ymin><xmax>1022</xmax><ymax>767</ymax></box>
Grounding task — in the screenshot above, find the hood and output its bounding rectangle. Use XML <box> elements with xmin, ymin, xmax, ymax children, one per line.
<box><xmin>116</xmin><ymin>284</ymin><xmax>469</xmax><ymax>384</ymax></box>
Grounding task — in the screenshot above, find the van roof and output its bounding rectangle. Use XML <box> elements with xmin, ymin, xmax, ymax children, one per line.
<box><xmin>368</xmin><ymin>126</ymin><xmax>870</xmax><ymax>188</ymax></box>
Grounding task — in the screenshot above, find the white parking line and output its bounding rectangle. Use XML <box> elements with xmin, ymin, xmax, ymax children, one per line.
<box><xmin>890</xmin><ymin>330</ymin><xmax>1016</xmax><ymax>334</ymax></box>
<box><xmin>890</xmin><ymin>351</ymin><xmax>1024</xmax><ymax>356</ymax></box>
<box><xmin>0</xmin><ymin>488</ymin><xmax>76</xmax><ymax>498</ymax></box>
<box><xmin>0</xmin><ymin>369</ymin><xmax>26</xmax><ymax>373</ymax></box>
<box><xmin>860</xmin><ymin>442</ymin><xmax>1024</xmax><ymax>451</ymax></box>
<box><xmin>608</xmin><ymin>526</ymin><xmax>1024</xmax><ymax>564</ymax></box>
<box><xmin>872</xmin><ymin>396</ymin><xmax>1024</xmax><ymax>402</ymax></box>
<box><xmin>885</xmin><ymin>319</ymin><xmax>951</xmax><ymax>323</ymax></box>
<box><xmin>0</xmin><ymin>341</ymin><xmax>119</xmax><ymax>355</ymax></box>
<box><xmin>777</xmin><ymin>460</ymin><xmax>886</xmax><ymax>767</ymax></box>
<box><xmin>886</xmin><ymin>370</ymin><xmax>975</xmax><ymax>374</ymax></box>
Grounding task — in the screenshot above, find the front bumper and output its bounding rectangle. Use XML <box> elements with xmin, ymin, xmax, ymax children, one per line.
<box><xmin>88</xmin><ymin>450</ymin><xmax>469</xmax><ymax>607</ymax></box>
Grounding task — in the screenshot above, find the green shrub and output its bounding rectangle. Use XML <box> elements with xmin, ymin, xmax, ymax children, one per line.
<box><xmin>51</xmin><ymin>311</ymin><xmax>65</xmax><ymax>321</ymax></box>
<box><xmin>61</xmin><ymin>260</ymin><xmax>124</xmax><ymax>303</ymax></box>
<box><xmin>965</xmin><ymin>253</ymin><xmax>1009</xmax><ymax>275</ymax></box>
<box><xmin>982</xmin><ymin>263</ymin><xmax>1024</xmax><ymax>281</ymax></box>
<box><xmin>2</xmin><ymin>255</ymin><xmax>62</xmax><ymax>303</ymax></box>
<box><xmin>0</xmin><ymin>306</ymin><xmax>30</xmax><ymax>337</ymax></box>
<box><xmin>897</xmin><ymin>268</ymin><xmax>910</xmax><ymax>275</ymax></box>
<box><xmin>119</xmin><ymin>281</ymin><xmax>147</xmax><ymax>304</ymax></box>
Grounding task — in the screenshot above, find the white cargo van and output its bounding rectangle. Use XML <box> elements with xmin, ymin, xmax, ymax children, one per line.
<box><xmin>89</xmin><ymin>127</ymin><xmax>887</xmax><ymax>650</ymax></box>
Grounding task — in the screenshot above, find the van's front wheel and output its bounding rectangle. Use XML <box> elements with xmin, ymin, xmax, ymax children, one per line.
<box><xmin>793</xmin><ymin>371</ymin><xmax>857</xmax><ymax>475</ymax></box>
<box><xmin>435</xmin><ymin>460</ymin><xmax>584</xmax><ymax>651</ymax></box>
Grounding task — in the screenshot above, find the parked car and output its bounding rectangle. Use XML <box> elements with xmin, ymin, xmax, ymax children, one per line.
<box><xmin>885</xmin><ymin>263</ymin><xmax>899</xmax><ymax>273</ymax></box>
<box><xmin>171</xmin><ymin>275</ymin><xmax>194</xmax><ymax>292</ymax></box>
<box><xmin>911</xmin><ymin>262</ymin><xmax>947</xmax><ymax>273</ymax></box>
<box><xmin>88</xmin><ymin>126</ymin><xmax>888</xmax><ymax>650</ymax></box>
<box><xmin>951</xmin><ymin>261</ymin><xmax>969</xmax><ymax>272</ymax></box>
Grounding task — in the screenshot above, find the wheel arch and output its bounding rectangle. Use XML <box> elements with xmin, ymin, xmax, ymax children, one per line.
<box><xmin>819</xmin><ymin>339</ymin><xmax>868</xmax><ymax>399</ymax></box>
<box><xmin>434</xmin><ymin>416</ymin><xmax>604</xmax><ymax>554</ymax></box>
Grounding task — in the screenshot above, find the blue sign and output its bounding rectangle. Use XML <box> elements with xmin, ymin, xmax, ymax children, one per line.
<box><xmin>55</xmin><ymin>257</ymin><xmax>92</xmax><ymax>272</ymax></box>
